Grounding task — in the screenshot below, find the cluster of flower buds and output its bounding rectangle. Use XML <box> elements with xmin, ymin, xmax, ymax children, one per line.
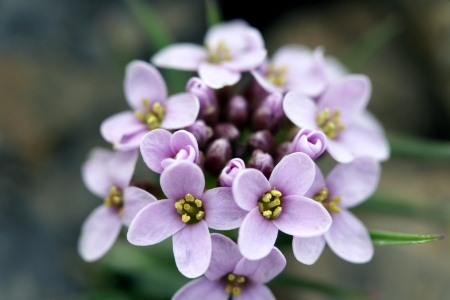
<box><xmin>79</xmin><ymin>19</ymin><xmax>390</xmax><ymax>299</ymax></box>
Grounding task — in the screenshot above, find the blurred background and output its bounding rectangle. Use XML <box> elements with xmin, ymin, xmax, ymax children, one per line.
<box><xmin>1</xmin><ymin>0</ymin><xmax>450</xmax><ymax>299</ymax></box>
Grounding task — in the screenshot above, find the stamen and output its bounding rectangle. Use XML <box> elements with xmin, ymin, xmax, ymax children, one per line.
<box><xmin>316</xmin><ymin>108</ymin><xmax>345</xmax><ymax>139</ymax></box>
<box><xmin>175</xmin><ymin>194</ymin><xmax>205</xmax><ymax>224</ymax></box>
<box><xmin>185</xmin><ymin>194</ymin><xmax>194</xmax><ymax>202</ymax></box>
<box><xmin>104</xmin><ymin>186</ymin><xmax>124</xmax><ymax>212</ymax></box>
<box><xmin>134</xmin><ymin>99</ymin><xmax>165</xmax><ymax>130</ymax></box>
<box><xmin>258</xmin><ymin>188</ymin><xmax>283</xmax><ymax>220</ymax></box>
<box><xmin>272</xmin><ymin>206</ymin><xmax>282</xmax><ymax>218</ymax></box>
<box><xmin>183</xmin><ymin>204</ymin><xmax>195</xmax><ymax>213</ymax></box>
<box><xmin>313</xmin><ymin>188</ymin><xmax>343</xmax><ymax>214</ymax></box>
<box><xmin>232</xmin><ymin>287</ymin><xmax>241</xmax><ymax>297</ymax></box>
<box><xmin>181</xmin><ymin>214</ymin><xmax>191</xmax><ymax>223</ymax></box>
<box><xmin>265</xmin><ymin>64</ymin><xmax>289</xmax><ymax>86</ymax></box>
<box><xmin>266</xmin><ymin>200</ymin><xmax>280</xmax><ymax>209</ymax></box>
<box><xmin>263</xmin><ymin>210</ymin><xmax>273</xmax><ymax>219</ymax></box>
<box><xmin>270</xmin><ymin>189</ymin><xmax>282</xmax><ymax>197</ymax></box>
<box><xmin>205</xmin><ymin>40</ymin><xmax>232</xmax><ymax>64</ymax></box>
<box><xmin>194</xmin><ymin>199</ymin><xmax>203</xmax><ymax>208</ymax></box>
<box><xmin>228</xmin><ymin>274</ymin><xmax>236</xmax><ymax>281</ymax></box>
<box><xmin>313</xmin><ymin>188</ymin><xmax>328</xmax><ymax>202</ymax></box>
<box><xmin>223</xmin><ymin>273</ymin><xmax>247</xmax><ymax>297</ymax></box>
<box><xmin>236</xmin><ymin>277</ymin><xmax>245</xmax><ymax>284</ymax></box>
<box><xmin>262</xmin><ymin>193</ymin><xmax>272</xmax><ymax>202</ymax></box>
<box><xmin>196</xmin><ymin>211</ymin><xmax>204</xmax><ymax>220</ymax></box>
<box><xmin>258</xmin><ymin>202</ymin><xmax>264</xmax><ymax>213</ymax></box>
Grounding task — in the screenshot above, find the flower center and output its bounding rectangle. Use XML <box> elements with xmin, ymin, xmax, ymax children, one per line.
<box><xmin>174</xmin><ymin>193</ymin><xmax>205</xmax><ymax>224</ymax></box>
<box><xmin>104</xmin><ymin>186</ymin><xmax>124</xmax><ymax>215</ymax></box>
<box><xmin>205</xmin><ymin>41</ymin><xmax>232</xmax><ymax>64</ymax></box>
<box><xmin>312</xmin><ymin>187</ymin><xmax>342</xmax><ymax>214</ymax></box>
<box><xmin>316</xmin><ymin>108</ymin><xmax>345</xmax><ymax>139</ymax></box>
<box><xmin>134</xmin><ymin>98</ymin><xmax>165</xmax><ymax>130</ymax></box>
<box><xmin>265</xmin><ymin>63</ymin><xmax>288</xmax><ymax>86</ymax></box>
<box><xmin>258</xmin><ymin>189</ymin><xmax>283</xmax><ymax>220</ymax></box>
<box><xmin>223</xmin><ymin>273</ymin><xmax>247</xmax><ymax>298</ymax></box>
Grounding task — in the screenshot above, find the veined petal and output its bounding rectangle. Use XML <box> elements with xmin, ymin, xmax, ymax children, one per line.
<box><xmin>160</xmin><ymin>93</ymin><xmax>199</xmax><ymax>130</ymax></box>
<box><xmin>326</xmin><ymin>138</ymin><xmax>354</xmax><ymax>163</ymax></box>
<box><xmin>233</xmin><ymin>169</ymin><xmax>271</xmax><ymax>211</ymax></box>
<box><xmin>238</xmin><ymin>207</ymin><xmax>278</xmax><ymax>260</ymax></box>
<box><xmin>205</xmin><ymin>233</ymin><xmax>243</xmax><ymax>281</ymax></box>
<box><xmin>292</xmin><ymin>235</ymin><xmax>326</xmax><ymax>265</ymax></box>
<box><xmin>78</xmin><ymin>205</ymin><xmax>121</xmax><ymax>262</ymax></box>
<box><xmin>81</xmin><ymin>147</ymin><xmax>114</xmax><ymax>198</ymax></box>
<box><xmin>172</xmin><ymin>277</ymin><xmax>228</xmax><ymax>300</ymax></box>
<box><xmin>240</xmin><ymin>284</ymin><xmax>276</xmax><ymax>300</ymax></box>
<box><xmin>173</xmin><ymin>221</ymin><xmax>212</xmax><ymax>278</ymax></box>
<box><xmin>282</xmin><ymin>91</ymin><xmax>319</xmax><ymax>130</ymax></box>
<box><xmin>140</xmin><ymin>129</ymin><xmax>173</xmax><ymax>174</ymax></box>
<box><xmin>151</xmin><ymin>43</ymin><xmax>207</xmax><ymax>71</ymax></box>
<box><xmin>109</xmin><ymin>149</ymin><xmax>138</xmax><ymax>190</ymax></box>
<box><xmin>198</xmin><ymin>62</ymin><xmax>241</xmax><ymax>89</ymax></box>
<box><xmin>304</xmin><ymin>164</ymin><xmax>326</xmax><ymax>199</ymax></box>
<box><xmin>160</xmin><ymin>161</ymin><xmax>205</xmax><ymax>200</ymax></box>
<box><xmin>122</xmin><ymin>186</ymin><xmax>157</xmax><ymax>227</ymax></box>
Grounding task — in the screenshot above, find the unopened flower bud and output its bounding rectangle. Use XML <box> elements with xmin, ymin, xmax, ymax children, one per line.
<box><xmin>274</xmin><ymin>141</ymin><xmax>292</xmax><ymax>164</ymax></box>
<box><xmin>245</xmin><ymin>78</ymin><xmax>269</xmax><ymax>112</ymax></box>
<box><xmin>252</xmin><ymin>92</ymin><xmax>284</xmax><ymax>133</ymax></box>
<box><xmin>226</xmin><ymin>95</ymin><xmax>248</xmax><ymax>127</ymax></box>
<box><xmin>205</xmin><ymin>138</ymin><xmax>232</xmax><ymax>174</ymax></box>
<box><xmin>214</xmin><ymin>123</ymin><xmax>240</xmax><ymax>143</ymax></box>
<box><xmin>218</xmin><ymin>158</ymin><xmax>246</xmax><ymax>187</ymax></box>
<box><xmin>289</xmin><ymin>128</ymin><xmax>327</xmax><ymax>160</ymax></box>
<box><xmin>185</xmin><ymin>120</ymin><xmax>213</xmax><ymax>149</ymax></box>
<box><xmin>248</xmin><ymin>130</ymin><xmax>275</xmax><ymax>154</ymax></box>
<box><xmin>186</xmin><ymin>77</ymin><xmax>218</xmax><ymax>123</ymax></box>
<box><xmin>248</xmin><ymin>149</ymin><xmax>274</xmax><ymax>178</ymax></box>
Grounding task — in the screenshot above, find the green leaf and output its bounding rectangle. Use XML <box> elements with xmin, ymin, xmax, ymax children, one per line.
<box><xmin>370</xmin><ymin>230</ymin><xmax>444</xmax><ymax>245</ymax></box>
<box><xmin>205</xmin><ymin>0</ymin><xmax>223</xmax><ymax>27</ymax></box>
<box><xmin>388</xmin><ymin>133</ymin><xmax>450</xmax><ymax>161</ymax></box>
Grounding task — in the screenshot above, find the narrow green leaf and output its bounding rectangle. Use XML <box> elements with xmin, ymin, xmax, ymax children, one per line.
<box><xmin>370</xmin><ymin>230</ymin><xmax>444</xmax><ymax>245</ymax></box>
<box><xmin>205</xmin><ymin>0</ymin><xmax>223</xmax><ymax>27</ymax></box>
<box><xmin>388</xmin><ymin>133</ymin><xmax>450</xmax><ymax>161</ymax></box>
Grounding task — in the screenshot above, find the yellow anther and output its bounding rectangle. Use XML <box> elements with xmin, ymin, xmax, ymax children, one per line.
<box><xmin>263</xmin><ymin>210</ymin><xmax>273</xmax><ymax>219</ymax></box>
<box><xmin>174</xmin><ymin>202</ymin><xmax>184</xmax><ymax>214</ymax></box>
<box><xmin>332</xmin><ymin>196</ymin><xmax>342</xmax><ymax>203</ymax></box>
<box><xmin>185</xmin><ymin>194</ymin><xmax>194</xmax><ymax>202</ymax></box>
<box><xmin>316</xmin><ymin>108</ymin><xmax>345</xmax><ymax>138</ymax></box>
<box><xmin>134</xmin><ymin>111</ymin><xmax>145</xmax><ymax>122</ymax></box>
<box><xmin>328</xmin><ymin>202</ymin><xmax>341</xmax><ymax>214</ymax></box>
<box><xmin>232</xmin><ymin>287</ymin><xmax>241</xmax><ymax>297</ymax></box>
<box><xmin>177</xmin><ymin>199</ymin><xmax>186</xmax><ymax>205</ymax></box>
<box><xmin>262</xmin><ymin>193</ymin><xmax>272</xmax><ymax>202</ymax></box>
<box><xmin>236</xmin><ymin>276</ymin><xmax>245</xmax><ymax>283</ymax></box>
<box><xmin>142</xmin><ymin>98</ymin><xmax>149</xmax><ymax>108</ymax></box>
<box><xmin>258</xmin><ymin>202</ymin><xmax>264</xmax><ymax>213</ymax></box>
<box><xmin>228</xmin><ymin>274</ymin><xmax>236</xmax><ymax>281</ymax></box>
<box><xmin>225</xmin><ymin>285</ymin><xmax>232</xmax><ymax>294</ymax></box>
<box><xmin>313</xmin><ymin>188</ymin><xmax>328</xmax><ymax>202</ymax></box>
<box><xmin>272</xmin><ymin>199</ymin><xmax>281</xmax><ymax>206</ymax></box>
<box><xmin>271</xmin><ymin>189</ymin><xmax>282</xmax><ymax>197</ymax></box>
<box><xmin>112</xmin><ymin>196</ymin><xmax>121</xmax><ymax>205</ymax></box>
<box><xmin>181</xmin><ymin>214</ymin><xmax>191</xmax><ymax>223</ymax></box>
<box><xmin>196</xmin><ymin>211</ymin><xmax>204</xmax><ymax>220</ymax></box>
<box><xmin>194</xmin><ymin>199</ymin><xmax>203</xmax><ymax>208</ymax></box>
<box><xmin>272</xmin><ymin>206</ymin><xmax>282</xmax><ymax>218</ymax></box>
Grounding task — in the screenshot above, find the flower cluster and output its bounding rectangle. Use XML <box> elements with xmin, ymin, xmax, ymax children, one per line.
<box><xmin>78</xmin><ymin>20</ymin><xmax>389</xmax><ymax>299</ymax></box>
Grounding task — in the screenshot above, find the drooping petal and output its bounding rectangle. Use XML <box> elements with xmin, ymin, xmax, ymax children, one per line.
<box><xmin>198</xmin><ymin>62</ymin><xmax>241</xmax><ymax>89</ymax></box>
<box><xmin>160</xmin><ymin>93</ymin><xmax>200</xmax><ymax>130</ymax></box>
<box><xmin>202</xmin><ymin>187</ymin><xmax>247</xmax><ymax>230</ymax></box>
<box><xmin>160</xmin><ymin>161</ymin><xmax>205</xmax><ymax>200</ymax></box>
<box><xmin>282</xmin><ymin>91</ymin><xmax>319</xmax><ymax>130</ymax></box>
<box><xmin>122</xmin><ymin>186</ymin><xmax>157</xmax><ymax>227</ymax></box>
<box><xmin>170</xmin><ymin>130</ymin><xmax>199</xmax><ymax>162</ymax></box>
<box><xmin>205</xmin><ymin>233</ymin><xmax>243</xmax><ymax>281</ymax></box>
<box><xmin>232</xmin><ymin>169</ymin><xmax>271</xmax><ymax>211</ymax></box>
<box><xmin>109</xmin><ymin>149</ymin><xmax>138</xmax><ymax>190</ymax></box>
<box><xmin>326</xmin><ymin>138</ymin><xmax>354</xmax><ymax>163</ymax></box>
<box><xmin>140</xmin><ymin>129</ymin><xmax>173</xmax><ymax>174</ymax></box>
<box><xmin>172</xmin><ymin>277</ymin><xmax>228</xmax><ymax>300</ymax></box>
<box><xmin>326</xmin><ymin>157</ymin><xmax>380</xmax><ymax>208</ymax></box>
<box><xmin>238</xmin><ymin>207</ymin><xmax>278</xmax><ymax>260</ymax></box>
<box><xmin>151</xmin><ymin>43</ymin><xmax>207</xmax><ymax>71</ymax></box>
<box><xmin>269</xmin><ymin>152</ymin><xmax>315</xmax><ymax>197</ymax></box>
<box><xmin>222</xmin><ymin>49</ymin><xmax>267</xmax><ymax>71</ymax></box>
<box><xmin>124</xmin><ymin>60</ymin><xmax>168</xmax><ymax>111</ymax></box>
<box><xmin>127</xmin><ymin>200</ymin><xmax>186</xmax><ymax>245</ymax></box>
<box><xmin>272</xmin><ymin>195</ymin><xmax>331</xmax><ymax>237</ymax></box>
<box><xmin>292</xmin><ymin>235</ymin><xmax>326</xmax><ymax>265</ymax></box>
<box><xmin>234</xmin><ymin>247</ymin><xmax>286</xmax><ymax>283</ymax></box>
<box><xmin>173</xmin><ymin>221</ymin><xmax>212</xmax><ymax>278</ymax></box>
<box><xmin>239</xmin><ymin>284</ymin><xmax>276</xmax><ymax>300</ymax></box>
<box><xmin>304</xmin><ymin>164</ymin><xmax>326</xmax><ymax>199</ymax></box>
<box><xmin>81</xmin><ymin>147</ymin><xmax>114</xmax><ymax>198</ymax></box>
<box><xmin>325</xmin><ymin>210</ymin><xmax>374</xmax><ymax>263</ymax></box>
<box><xmin>78</xmin><ymin>205</ymin><xmax>122</xmax><ymax>262</ymax></box>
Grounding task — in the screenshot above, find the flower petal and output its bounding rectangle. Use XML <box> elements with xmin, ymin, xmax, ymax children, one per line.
<box><xmin>109</xmin><ymin>149</ymin><xmax>138</xmax><ymax>190</ymax></box>
<box><xmin>292</xmin><ymin>235</ymin><xmax>326</xmax><ymax>265</ymax></box>
<box><xmin>140</xmin><ymin>129</ymin><xmax>173</xmax><ymax>174</ymax></box>
<box><xmin>251</xmin><ymin>69</ymin><xmax>284</xmax><ymax>94</ymax></box>
<box><xmin>325</xmin><ymin>210</ymin><xmax>374</xmax><ymax>263</ymax></box>
<box><xmin>205</xmin><ymin>233</ymin><xmax>243</xmax><ymax>281</ymax></box>
<box><xmin>240</xmin><ymin>284</ymin><xmax>276</xmax><ymax>300</ymax></box>
<box><xmin>78</xmin><ymin>205</ymin><xmax>121</xmax><ymax>262</ymax></box>
<box><xmin>160</xmin><ymin>93</ymin><xmax>200</xmax><ymax>130</ymax></box>
<box><xmin>127</xmin><ymin>200</ymin><xmax>186</xmax><ymax>245</ymax></box>
<box><xmin>238</xmin><ymin>207</ymin><xmax>278</xmax><ymax>260</ymax></box>
<box><xmin>272</xmin><ymin>195</ymin><xmax>331</xmax><ymax>237</ymax></box>
<box><xmin>304</xmin><ymin>164</ymin><xmax>326</xmax><ymax>199</ymax></box>
<box><xmin>198</xmin><ymin>62</ymin><xmax>241</xmax><ymax>89</ymax></box>
<box><xmin>234</xmin><ymin>247</ymin><xmax>286</xmax><ymax>283</ymax></box>
<box><xmin>233</xmin><ymin>169</ymin><xmax>271</xmax><ymax>211</ymax></box>
<box><xmin>203</xmin><ymin>187</ymin><xmax>247</xmax><ymax>230</ymax></box>
<box><xmin>124</xmin><ymin>60</ymin><xmax>167</xmax><ymax>111</ymax></box>
<box><xmin>282</xmin><ymin>91</ymin><xmax>319</xmax><ymax>130</ymax></box>
<box><xmin>81</xmin><ymin>147</ymin><xmax>114</xmax><ymax>198</ymax></box>
<box><xmin>160</xmin><ymin>161</ymin><xmax>205</xmax><ymax>200</ymax></box>
<box><xmin>326</xmin><ymin>157</ymin><xmax>380</xmax><ymax>208</ymax></box>
<box><xmin>269</xmin><ymin>152</ymin><xmax>315</xmax><ymax>197</ymax></box>
<box><xmin>222</xmin><ymin>49</ymin><xmax>267</xmax><ymax>71</ymax></box>
<box><xmin>170</xmin><ymin>130</ymin><xmax>199</xmax><ymax>161</ymax></box>
<box><xmin>151</xmin><ymin>43</ymin><xmax>207</xmax><ymax>71</ymax></box>
<box><xmin>326</xmin><ymin>138</ymin><xmax>354</xmax><ymax>163</ymax></box>
<box><xmin>173</xmin><ymin>220</ymin><xmax>212</xmax><ymax>278</ymax></box>
<box><xmin>122</xmin><ymin>186</ymin><xmax>157</xmax><ymax>227</ymax></box>
<box><xmin>172</xmin><ymin>277</ymin><xmax>228</xmax><ymax>300</ymax></box>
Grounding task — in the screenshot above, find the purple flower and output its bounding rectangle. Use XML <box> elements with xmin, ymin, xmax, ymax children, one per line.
<box><xmin>288</xmin><ymin>128</ymin><xmax>327</xmax><ymax>160</ymax></box>
<box><xmin>186</xmin><ymin>77</ymin><xmax>218</xmax><ymax>122</ymax></box>
<box><xmin>140</xmin><ymin>129</ymin><xmax>200</xmax><ymax>174</ymax></box>
<box><xmin>251</xmin><ymin>45</ymin><xmax>326</xmax><ymax>97</ymax></box>
<box><xmin>248</xmin><ymin>149</ymin><xmax>274</xmax><ymax>179</ymax></box>
<box><xmin>185</xmin><ymin>120</ymin><xmax>213</xmax><ymax>149</ymax></box>
<box><xmin>293</xmin><ymin>157</ymin><xmax>380</xmax><ymax>264</ymax></box>
<box><xmin>233</xmin><ymin>152</ymin><xmax>332</xmax><ymax>260</ymax></box>
<box><xmin>79</xmin><ymin>148</ymin><xmax>156</xmax><ymax>262</ymax></box>
<box><xmin>218</xmin><ymin>158</ymin><xmax>246</xmax><ymax>187</ymax></box>
<box><xmin>283</xmin><ymin>75</ymin><xmax>390</xmax><ymax>163</ymax></box>
<box><xmin>152</xmin><ymin>20</ymin><xmax>267</xmax><ymax>89</ymax></box>
<box><xmin>173</xmin><ymin>233</ymin><xmax>286</xmax><ymax>300</ymax></box>
<box><xmin>252</xmin><ymin>92</ymin><xmax>284</xmax><ymax>133</ymax></box>
<box><xmin>127</xmin><ymin>161</ymin><xmax>247</xmax><ymax>278</ymax></box>
<box><xmin>100</xmin><ymin>61</ymin><xmax>199</xmax><ymax>151</ymax></box>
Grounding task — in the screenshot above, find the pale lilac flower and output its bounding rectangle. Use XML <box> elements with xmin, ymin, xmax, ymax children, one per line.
<box><xmin>251</xmin><ymin>45</ymin><xmax>327</xmax><ymax>97</ymax></box>
<box><xmin>288</xmin><ymin>128</ymin><xmax>327</xmax><ymax>160</ymax></box>
<box><xmin>293</xmin><ymin>157</ymin><xmax>380</xmax><ymax>264</ymax></box>
<box><xmin>218</xmin><ymin>158</ymin><xmax>246</xmax><ymax>187</ymax></box>
<box><xmin>283</xmin><ymin>75</ymin><xmax>390</xmax><ymax>163</ymax></box>
<box><xmin>127</xmin><ymin>161</ymin><xmax>247</xmax><ymax>278</ymax></box>
<box><xmin>140</xmin><ymin>129</ymin><xmax>200</xmax><ymax>174</ymax></box>
<box><xmin>100</xmin><ymin>61</ymin><xmax>199</xmax><ymax>151</ymax></box>
<box><xmin>233</xmin><ymin>152</ymin><xmax>332</xmax><ymax>260</ymax></box>
<box><xmin>152</xmin><ymin>20</ymin><xmax>267</xmax><ymax>89</ymax></box>
<box><xmin>79</xmin><ymin>148</ymin><xmax>156</xmax><ymax>262</ymax></box>
<box><xmin>173</xmin><ymin>233</ymin><xmax>285</xmax><ymax>300</ymax></box>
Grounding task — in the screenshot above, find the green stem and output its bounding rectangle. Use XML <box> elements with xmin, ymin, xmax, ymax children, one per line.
<box><xmin>388</xmin><ymin>133</ymin><xmax>450</xmax><ymax>161</ymax></box>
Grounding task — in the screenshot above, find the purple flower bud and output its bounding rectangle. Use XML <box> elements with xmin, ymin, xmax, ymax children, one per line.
<box><xmin>289</xmin><ymin>128</ymin><xmax>327</xmax><ymax>160</ymax></box>
<box><xmin>252</xmin><ymin>92</ymin><xmax>284</xmax><ymax>133</ymax></box>
<box><xmin>275</xmin><ymin>141</ymin><xmax>292</xmax><ymax>164</ymax></box>
<box><xmin>226</xmin><ymin>95</ymin><xmax>248</xmax><ymax>127</ymax></box>
<box><xmin>186</xmin><ymin>77</ymin><xmax>218</xmax><ymax>124</ymax></box>
<box><xmin>247</xmin><ymin>149</ymin><xmax>274</xmax><ymax>178</ymax></box>
<box><xmin>245</xmin><ymin>79</ymin><xmax>269</xmax><ymax>112</ymax></box>
<box><xmin>214</xmin><ymin>123</ymin><xmax>240</xmax><ymax>143</ymax></box>
<box><xmin>248</xmin><ymin>130</ymin><xmax>275</xmax><ymax>154</ymax></box>
<box><xmin>185</xmin><ymin>120</ymin><xmax>213</xmax><ymax>149</ymax></box>
<box><xmin>205</xmin><ymin>138</ymin><xmax>232</xmax><ymax>174</ymax></box>
<box><xmin>217</xmin><ymin>158</ymin><xmax>246</xmax><ymax>187</ymax></box>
